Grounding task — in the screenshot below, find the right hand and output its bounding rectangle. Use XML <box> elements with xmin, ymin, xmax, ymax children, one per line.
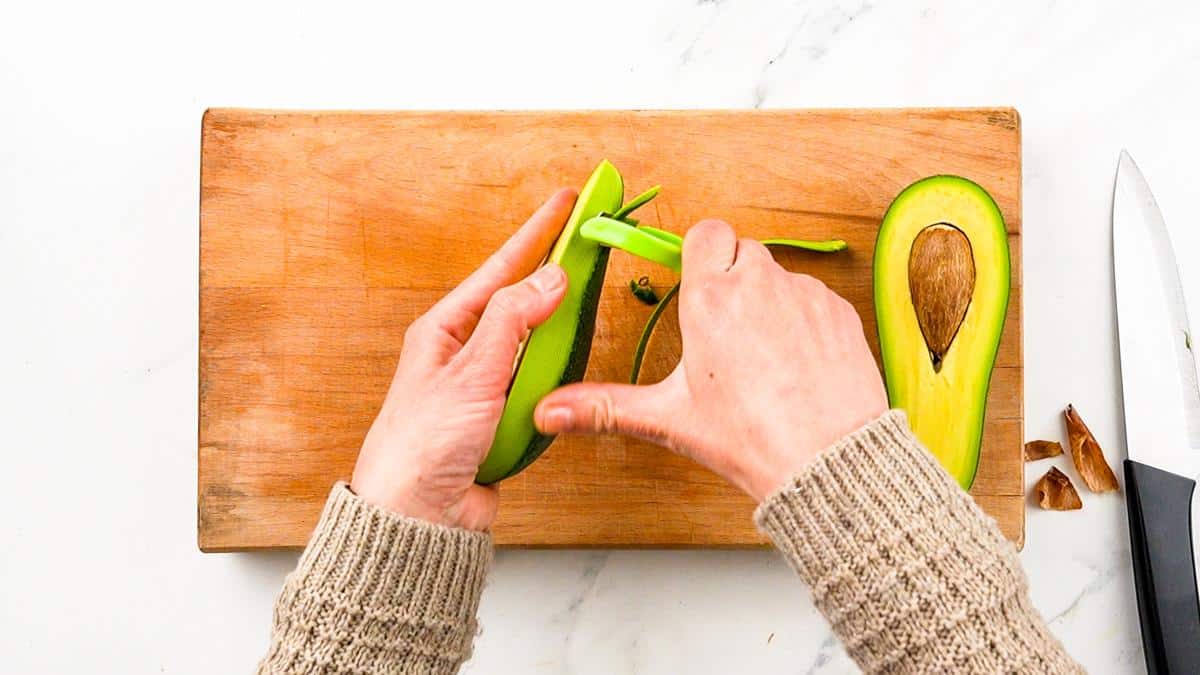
<box><xmin>535</xmin><ymin>219</ymin><xmax>888</xmax><ymax>502</ymax></box>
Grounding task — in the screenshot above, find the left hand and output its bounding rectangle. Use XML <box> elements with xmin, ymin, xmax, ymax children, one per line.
<box><xmin>350</xmin><ymin>189</ymin><xmax>577</xmax><ymax>531</ymax></box>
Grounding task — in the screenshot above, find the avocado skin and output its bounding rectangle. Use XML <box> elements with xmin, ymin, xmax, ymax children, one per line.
<box><xmin>874</xmin><ymin>175</ymin><xmax>1010</xmax><ymax>490</ymax></box>
<box><xmin>500</xmin><ymin>248</ymin><xmax>610</xmax><ymax>479</ymax></box>
<box><xmin>475</xmin><ymin>161</ymin><xmax>624</xmax><ymax>484</ymax></box>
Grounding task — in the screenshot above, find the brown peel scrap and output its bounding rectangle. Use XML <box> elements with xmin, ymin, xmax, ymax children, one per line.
<box><xmin>1064</xmin><ymin>405</ymin><xmax>1120</xmax><ymax>493</ymax></box>
<box><xmin>1024</xmin><ymin>440</ymin><xmax>1064</xmax><ymax>462</ymax></box>
<box><xmin>1034</xmin><ymin>466</ymin><xmax>1083</xmax><ymax>510</ymax></box>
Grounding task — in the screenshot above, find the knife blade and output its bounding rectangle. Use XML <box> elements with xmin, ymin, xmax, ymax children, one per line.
<box><xmin>1113</xmin><ymin>149</ymin><xmax>1200</xmax><ymax>674</ymax></box>
<box><xmin>1114</xmin><ymin>151</ymin><xmax>1200</xmax><ymax>476</ymax></box>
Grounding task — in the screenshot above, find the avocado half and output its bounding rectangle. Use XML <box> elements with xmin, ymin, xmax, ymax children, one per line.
<box><xmin>874</xmin><ymin>176</ymin><xmax>1010</xmax><ymax>489</ymax></box>
<box><xmin>475</xmin><ymin>161</ymin><xmax>624</xmax><ymax>484</ymax></box>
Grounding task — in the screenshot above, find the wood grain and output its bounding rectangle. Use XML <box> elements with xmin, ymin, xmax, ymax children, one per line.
<box><xmin>199</xmin><ymin>108</ymin><xmax>1023</xmax><ymax>551</ymax></box>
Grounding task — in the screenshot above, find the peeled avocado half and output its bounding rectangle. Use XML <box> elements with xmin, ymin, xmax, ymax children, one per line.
<box><xmin>475</xmin><ymin>161</ymin><xmax>624</xmax><ymax>484</ymax></box>
<box><xmin>874</xmin><ymin>176</ymin><xmax>1010</xmax><ymax>489</ymax></box>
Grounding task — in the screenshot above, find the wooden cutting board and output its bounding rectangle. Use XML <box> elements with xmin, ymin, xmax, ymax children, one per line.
<box><xmin>199</xmin><ymin>108</ymin><xmax>1022</xmax><ymax>551</ymax></box>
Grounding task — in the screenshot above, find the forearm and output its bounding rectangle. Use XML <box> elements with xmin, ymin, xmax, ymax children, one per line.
<box><xmin>756</xmin><ymin>411</ymin><xmax>1082</xmax><ymax>674</ymax></box>
<box><xmin>258</xmin><ymin>483</ymin><xmax>492</xmax><ymax>675</ymax></box>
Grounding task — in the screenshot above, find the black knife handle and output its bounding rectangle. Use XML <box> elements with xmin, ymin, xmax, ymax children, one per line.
<box><xmin>1125</xmin><ymin>459</ymin><xmax>1200</xmax><ymax>674</ymax></box>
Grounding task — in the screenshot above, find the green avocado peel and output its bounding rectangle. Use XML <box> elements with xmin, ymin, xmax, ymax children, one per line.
<box><xmin>475</xmin><ymin>161</ymin><xmax>658</xmax><ymax>484</ymax></box>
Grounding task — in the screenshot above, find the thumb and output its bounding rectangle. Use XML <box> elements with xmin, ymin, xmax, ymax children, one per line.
<box><xmin>535</xmin><ymin>376</ymin><xmax>685</xmax><ymax>447</ymax></box>
<box><xmin>455</xmin><ymin>263</ymin><xmax>567</xmax><ymax>376</ymax></box>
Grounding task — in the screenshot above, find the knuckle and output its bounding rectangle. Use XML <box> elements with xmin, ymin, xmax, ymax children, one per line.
<box><xmin>489</xmin><ymin>248</ymin><xmax>519</xmax><ymax>275</ymax></box>
<box><xmin>832</xmin><ymin>302</ymin><xmax>860</xmax><ymax>332</ymax></box>
<box><xmin>589</xmin><ymin>392</ymin><xmax>621</xmax><ymax>434</ymax></box>
<box><xmin>838</xmin><ymin>296</ymin><xmax>860</xmax><ymax>320</ymax></box>
<box><xmin>686</xmin><ymin>218</ymin><xmax>730</xmax><ymax>244</ymax></box>
<box><xmin>684</xmin><ymin>278</ymin><xmax>723</xmax><ymax>311</ymax></box>
<box><xmin>488</xmin><ymin>283</ymin><xmax>530</xmax><ymax>319</ymax></box>
<box><xmin>796</xmin><ymin>273</ymin><xmax>830</xmax><ymax>295</ymax></box>
<box><xmin>739</xmin><ymin>238</ymin><xmax>766</xmax><ymax>257</ymax></box>
<box><xmin>702</xmin><ymin>278</ymin><xmax>725</xmax><ymax>303</ymax></box>
<box><xmin>737</xmin><ymin>240</ymin><xmax>774</xmax><ymax>273</ymax></box>
<box><xmin>404</xmin><ymin>316</ymin><xmax>430</xmax><ymax>342</ymax></box>
<box><xmin>475</xmin><ymin>282</ymin><xmax>540</xmax><ymax>344</ymax></box>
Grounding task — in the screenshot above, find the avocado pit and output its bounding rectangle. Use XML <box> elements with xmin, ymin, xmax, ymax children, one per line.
<box><xmin>907</xmin><ymin>223</ymin><xmax>975</xmax><ymax>371</ymax></box>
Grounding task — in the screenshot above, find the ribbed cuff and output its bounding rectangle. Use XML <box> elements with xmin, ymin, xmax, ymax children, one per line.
<box><xmin>259</xmin><ymin>483</ymin><xmax>492</xmax><ymax>674</ymax></box>
<box><xmin>754</xmin><ymin>411</ymin><xmax>1081</xmax><ymax>674</ymax></box>
<box><xmin>753</xmin><ymin>410</ymin><xmax>963</xmax><ymax>590</ymax></box>
<box><xmin>299</xmin><ymin>482</ymin><xmax>491</xmax><ymax>621</ymax></box>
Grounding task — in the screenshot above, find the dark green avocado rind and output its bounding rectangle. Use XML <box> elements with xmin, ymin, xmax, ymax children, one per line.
<box><xmin>499</xmin><ymin>248</ymin><xmax>611</xmax><ymax>479</ymax></box>
<box><xmin>475</xmin><ymin>161</ymin><xmax>624</xmax><ymax>484</ymax></box>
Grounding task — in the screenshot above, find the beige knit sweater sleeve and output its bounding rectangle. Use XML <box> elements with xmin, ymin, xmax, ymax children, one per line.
<box><xmin>755</xmin><ymin>410</ymin><xmax>1082</xmax><ymax>674</ymax></box>
<box><xmin>260</xmin><ymin>412</ymin><xmax>1079</xmax><ymax>674</ymax></box>
<box><xmin>257</xmin><ymin>483</ymin><xmax>491</xmax><ymax>675</ymax></box>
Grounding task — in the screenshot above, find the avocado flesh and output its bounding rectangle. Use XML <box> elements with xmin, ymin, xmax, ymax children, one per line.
<box><xmin>874</xmin><ymin>176</ymin><xmax>1010</xmax><ymax>489</ymax></box>
<box><xmin>475</xmin><ymin>161</ymin><xmax>624</xmax><ymax>484</ymax></box>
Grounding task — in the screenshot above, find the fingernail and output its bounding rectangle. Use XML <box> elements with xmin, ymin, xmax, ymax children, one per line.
<box><xmin>530</xmin><ymin>264</ymin><xmax>565</xmax><ymax>293</ymax></box>
<box><xmin>540</xmin><ymin>406</ymin><xmax>574</xmax><ymax>431</ymax></box>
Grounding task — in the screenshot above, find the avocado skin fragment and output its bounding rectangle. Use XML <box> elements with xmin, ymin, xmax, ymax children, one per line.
<box><xmin>630</xmin><ymin>277</ymin><xmax>660</xmax><ymax>305</ymax></box>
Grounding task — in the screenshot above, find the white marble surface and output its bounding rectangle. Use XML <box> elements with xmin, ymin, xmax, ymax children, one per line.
<box><xmin>2</xmin><ymin>0</ymin><xmax>1199</xmax><ymax>672</ymax></box>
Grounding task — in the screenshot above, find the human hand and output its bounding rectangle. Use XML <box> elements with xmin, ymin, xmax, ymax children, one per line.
<box><xmin>350</xmin><ymin>189</ymin><xmax>577</xmax><ymax>531</ymax></box>
<box><xmin>535</xmin><ymin>219</ymin><xmax>887</xmax><ymax>502</ymax></box>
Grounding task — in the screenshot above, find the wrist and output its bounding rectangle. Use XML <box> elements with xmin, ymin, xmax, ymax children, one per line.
<box><xmin>349</xmin><ymin>474</ymin><xmax>418</xmax><ymax>516</ymax></box>
<box><xmin>747</xmin><ymin>406</ymin><xmax>891</xmax><ymax>502</ymax></box>
<box><xmin>349</xmin><ymin>469</ymin><xmax>494</xmax><ymax>532</ymax></box>
<box><xmin>741</xmin><ymin>450</ymin><xmax>822</xmax><ymax>503</ymax></box>
<box><xmin>348</xmin><ymin>476</ymin><xmax>452</xmax><ymax>529</ymax></box>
